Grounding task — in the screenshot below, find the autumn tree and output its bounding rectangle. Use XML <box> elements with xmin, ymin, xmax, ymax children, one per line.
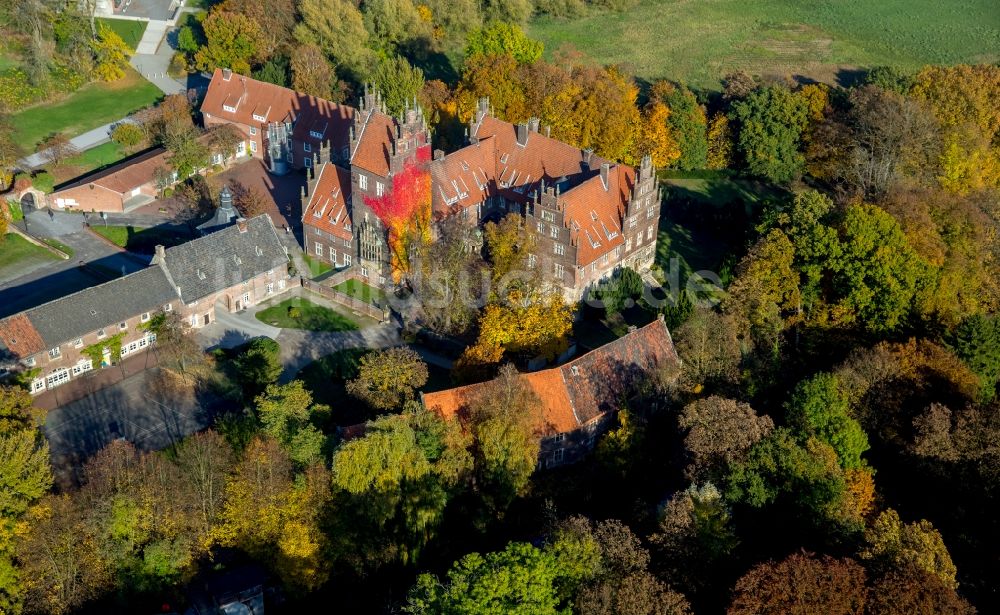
<box><xmin>678</xmin><ymin>397</ymin><xmax>774</xmax><ymax>480</ymax></box>
<box><xmin>637</xmin><ymin>99</ymin><xmax>681</xmax><ymax>168</ymax></box>
<box><xmin>464</xmin><ymin>364</ymin><xmax>542</xmax><ymax>511</ymax></box>
<box><xmin>672</xmin><ymin>309</ymin><xmax>743</xmax><ymax>392</ymax></box>
<box><xmin>860</xmin><ymin>508</ymin><xmax>959</xmax><ymax>589</ymax></box>
<box><xmin>652</xmin><ymin>81</ymin><xmax>707</xmax><ymax>170</ymax></box>
<box><xmin>364</xmin><ymin>157</ymin><xmax>432</xmax><ymax>281</ymax></box>
<box><xmin>728</xmin><ymin>552</ymin><xmax>868</xmax><ymax>615</ymax></box>
<box><xmin>110</xmin><ymin>122</ymin><xmax>145</xmax><ymax>152</ymax></box>
<box><xmin>557</xmin><ymin>517</ymin><xmax>692</xmax><ymax>615</ymax></box>
<box><xmin>294</xmin><ymin>0</ymin><xmax>371</xmax><ymax>77</ymax></box>
<box><xmin>362</xmin><ymin>0</ymin><xmax>433</xmax><ymax>55</ymax></box>
<box><xmin>724</xmin><ymin>228</ymin><xmax>800</xmax><ymax>342</ymax></box>
<box><xmin>40</xmin><ymin>133</ymin><xmax>79</xmax><ymax>167</ymax></box>
<box><xmin>0</xmin><ymin>386</ymin><xmax>44</xmax><ymax>433</ymax></box>
<box><xmin>866</xmin><ymin>567</ymin><xmax>975</xmax><ymax>615</ymax></box>
<box><xmin>483</xmin><ymin>212</ymin><xmax>537</xmax><ymax>292</ymax></box>
<box><xmin>194</xmin><ymin>9</ymin><xmax>264</xmax><ymax>75</ymax></box>
<box><xmin>329</xmin><ymin>406</ymin><xmax>471</xmax><ymax>566</ymax></box>
<box><xmin>212</xmin><ymin>437</ymin><xmax>332</xmax><ymax>591</ymax></box>
<box><xmin>0</xmin><ymin>116</ymin><xmax>24</xmax><ymax>190</ymax></box>
<box><xmin>90</xmin><ymin>23</ymin><xmax>130</xmax><ymax>81</ymax></box>
<box><xmin>164</xmin><ymin>126</ymin><xmax>209</xmax><ymax>178</ymax></box>
<box><xmin>207</xmin><ymin>123</ymin><xmax>243</xmax><ymax>163</ymax></box>
<box><xmin>786</xmin><ymin>373</ymin><xmax>870</xmax><ymax>470</ymax></box>
<box><xmin>229</xmin><ymin>181</ymin><xmax>270</xmax><ymax>218</ymax></box>
<box><xmin>218</xmin><ymin>0</ymin><xmax>296</xmax><ymax>61</ymax></box>
<box><xmin>465</xmin><ymin>22</ymin><xmax>543</xmax><ymax>65</ymax></box>
<box><xmin>706</xmin><ymin>112</ymin><xmax>733</xmax><ymax>169</ymax></box>
<box><xmin>290</xmin><ymin>44</ymin><xmax>336</xmax><ymax>101</ymax></box>
<box><xmin>731</xmin><ymin>85</ymin><xmax>810</xmax><ymax>183</ymax></box>
<box><xmin>651</xmin><ymin>483</ymin><xmax>738</xmax><ymax>593</ymax></box>
<box><xmin>255</xmin><ymin>381</ymin><xmax>327</xmax><ymax>466</ymax></box>
<box><xmin>346</xmin><ymin>347</ymin><xmax>429</xmax><ymax>411</ymax></box>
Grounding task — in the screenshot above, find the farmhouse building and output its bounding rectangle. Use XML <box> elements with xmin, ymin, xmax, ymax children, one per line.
<box><xmin>0</xmin><ymin>214</ymin><xmax>291</xmax><ymax>394</ymax></box>
<box><xmin>421</xmin><ymin>317</ymin><xmax>678</xmax><ymax>469</ymax></box>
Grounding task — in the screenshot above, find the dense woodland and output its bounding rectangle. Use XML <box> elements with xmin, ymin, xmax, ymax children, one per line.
<box><xmin>2</xmin><ymin>1</ymin><xmax>1000</xmax><ymax>613</ymax></box>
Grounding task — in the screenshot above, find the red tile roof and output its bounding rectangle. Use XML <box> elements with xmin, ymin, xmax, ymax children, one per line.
<box><xmin>0</xmin><ymin>313</ymin><xmax>46</xmax><ymax>359</ymax></box>
<box><xmin>201</xmin><ymin>69</ymin><xmax>355</xmax><ymax>151</ymax></box>
<box><xmin>53</xmin><ymin>147</ymin><xmax>169</xmax><ymax>196</ymax></box>
<box><xmin>431</xmin><ymin>114</ymin><xmax>639</xmax><ymax>267</ymax></box>
<box><xmin>302</xmin><ymin>163</ymin><xmax>353</xmax><ymax>242</ymax></box>
<box><xmin>423</xmin><ymin>318</ymin><xmax>678</xmax><ymax>436</ymax></box>
<box><xmin>350</xmin><ymin>112</ymin><xmax>396</xmax><ymax>177</ymax></box>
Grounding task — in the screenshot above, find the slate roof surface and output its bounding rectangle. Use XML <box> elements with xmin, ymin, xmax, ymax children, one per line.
<box><xmin>160</xmin><ymin>214</ymin><xmax>288</xmax><ymax>303</ymax></box>
<box><xmin>423</xmin><ymin>318</ymin><xmax>678</xmax><ymax>436</ymax></box>
<box><xmin>20</xmin><ymin>267</ymin><xmax>178</xmax><ymax>348</ymax></box>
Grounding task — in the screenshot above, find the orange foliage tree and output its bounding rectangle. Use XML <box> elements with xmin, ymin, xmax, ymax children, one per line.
<box><xmin>363</xmin><ymin>146</ymin><xmax>432</xmax><ymax>281</ymax></box>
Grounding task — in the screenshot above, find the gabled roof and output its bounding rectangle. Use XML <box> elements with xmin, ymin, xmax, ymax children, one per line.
<box><xmin>302</xmin><ymin>163</ymin><xmax>353</xmax><ymax>242</ymax></box>
<box><xmin>429</xmin><ymin>137</ymin><xmax>496</xmax><ymax>215</ymax></box>
<box><xmin>0</xmin><ymin>313</ymin><xmax>46</xmax><ymax>359</ymax></box>
<box><xmin>156</xmin><ymin>214</ymin><xmax>288</xmax><ymax>304</ymax></box>
<box><xmin>4</xmin><ymin>267</ymin><xmax>178</xmax><ymax>351</ymax></box>
<box><xmin>201</xmin><ymin>69</ymin><xmax>355</xmax><ymax>152</ymax></box>
<box><xmin>422</xmin><ymin>318</ymin><xmax>678</xmax><ymax>436</ymax></box>
<box><xmin>52</xmin><ymin>147</ymin><xmax>169</xmax><ymax>196</ymax></box>
<box><xmin>351</xmin><ymin>112</ymin><xmax>396</xmax><ymax>177</ymax></box>
<box><xmin>561</xmin><ymin>166</ymin><xmax>634</xmax><ymax>266</ymax></box>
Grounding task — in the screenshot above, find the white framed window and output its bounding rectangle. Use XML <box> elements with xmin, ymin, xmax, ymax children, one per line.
<box><xmin>554</xmin><ymin>263</ymin><xmax>565</xmax><ymax>279</ymax></box>
<box><xmin>536</xmin><ymin>221</ymin><xmax>544</xmax><ymax>233</ymax></box>
<box><xmin>279</xmin><ymin>279</ymin><xmax>285</xmax><ymax>290</ymax></box>
<box><xmin>242</xmin><ymin>292</ymin><xmax>251</xmax><ymax>306</ymax></box>
<box><xmin>553</xmin><ymin>433</ymin><xmax>566</xmax><ymax>443</ymax></box>
<box><xmin>74</xmin><ymin>338</ymin><xmax>83</xmax><ymax>348</ymax></box>
<box><xmin>330</xmin><ymin>247</ymin><xmax>337</xmax><ymax>262</ymax></box>
<box><xmin>527</xmin><ymin>254</ymin><xmax>536</xmax><ymax>268</ymax></box>
<box><xmin>630</xmin><ymin>217</ymin><xmax>638</xmax><ymax>229</ymax></box>
<box><xmin>45</xmin><ymin>368</ymin><xmax>70</xmax><ymax>389</ymax></box>
<box><xmin>250</xmin><ymin>140</ymin><xmax>257</xmax><ymax>153</ymax></box>
<box><xmin>141</xmin><ymin>312</ymin><xmax>150</xmax><ymax>322</ymax></box>
<box><xmin>119</xmin><ymin>321</ymin><xmax>127</xmax><ymax>330</ymax></box>
<box><xmin>647</xmin><ymin>207</ymin><xmax>655</xmax><ymax>219</ymax></box>
<box><xmin>553</xmin><ymin>448</ymin><xmax>565</xmax><ymax>463</ymax></box>
<box><xmin>344</xmin><ymin>254</ymin><xmax>351</xmax><ymax>266</ymax></box>
<box><xmin>249</xmin><ymin>126</ymin><xmax>257</xmax><ymax>136</ymax></box>
<box><xmin>303</xmin><ymin>142</ymin><xmax>312</xmax><ymax>153</ymax></box>
<box><xmin>25</xmin><ymin>357</ymin><xmax>36</xmax><ymax>367</ymax></box>
<box><xmin>211</xmin><ymin>152</ymin><xmax>223</xmax><ymax>165</ymax></box>
<box><xmin>554</xmin><ymin>243</ymin><xmax>565</xmax><ymax>256</ymax></box>
<box><xmin>550</xmin><ymin>226</ymin><xmax>559</xmax><ymax>238</ymax></box>
<box><xmin>315</xmin><ymin>242</ymin><xmax>323</xmax><ymax>256</ymax></box>
<box><xmin>541</xmin><ymin>210</ymin><xmax>555</xmax><ymax>222</ymax></box>
<box><xmin>376</xmin><ymin>181</ymin><xmax>384</xmax><ymax>197</ymax></box>
<box><xmin>647</xmin><ymin>226</ymin><xmax>654</xmax><ymax>240</ymax></box>
<box><xmin>266</xmin><ymin>283</ymin><xmax>274</xmax><ymax>294</ymax></box>
<box><xmin>48</xmin><ymin>347</ymin><xmax>61</xmax><ymax>359</ymax></box>
<box><xmin>361</xmin><ymin>266</ymin><xmax>368</xmax><ymax>278</ymax></box>
<box><xmin>163</xmin><ymin>303</ymin><xmax>172</xmax><ymax>312</ymax></box>
<box><xmin>304</xmin><ymin>156</ymin><xmax>312</xmax><ymax>168</ymax></box>
<box><xmin>31</xmin><ymin>378</ymin><xmax>45</xmax><ymax>393</ymax></box>
<box><xmin>359</xmin><ymin>174</ymin><xmax>368</xmax><ymax>190</ymax></box>
<box><xmin>625</xmin><ymin>238</ymin><xmax>632</xmax><ymax>252</ymax></box>
<box><xmin>236</xmin><ymin>141</ymin><xmax>247</xmax><ymax>157</ymax></box>
<box><xmin>636</xmin><ymin>233</ymin><xmax>643</xmax><ymax>246</ymax></box>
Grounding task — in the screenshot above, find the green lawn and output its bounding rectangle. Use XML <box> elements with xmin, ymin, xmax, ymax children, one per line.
<box><xmin>0</xmin><ymin>234</ymin><xmax>59</xmax><ymax>279</ymax></box>
<box><xmin>255</xmin><ymin>297</ymin><xmax>360</xmax><ymax>332</ymax></box>
<box><xmin>55</xmin><ymin>142</ymin><xmax>128</xmax><ymax>183</ymax></box>
<box><xmin>91</xmin><ymin>225</ymin><xmax>193</xmax><ymax>253</ymax></box>
<box><xmin>95</xmin><ymin>18</ymin><xmax>148</xmax><ymax>51</ymax></box>
<box><xmin>527</xmin><ymin>0</ymin><xmax>1000</xmax><ymax>90</ymax></box>
<box><xmin>41</xmin><ymin>238</ymin><xmax>74</xmax><ymax>257</ymax></box>
<box><xmin>302</xmin><ymin>253</ymin><xmax>333</xmax><ymax>278</ymax></box>
<box><xmin>332</xmin><ymin>278</ymin><xmax>387</xmax><ymax>306</ymax></box>
<box><xmin>6</xmin><ymin>201</ymin><xmax>23</xmax><ymax>222</ymax></box>
<box><xmin>12</xmin><ymin>68</ymin><xmax>162</xmax><ymax>150</ymax></box>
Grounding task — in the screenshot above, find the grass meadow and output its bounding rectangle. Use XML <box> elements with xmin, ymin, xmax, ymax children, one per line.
<box><xmin>528</xmin><ymin>0</ymin><xmax>1000</xmax><ymax>89</ymax></box>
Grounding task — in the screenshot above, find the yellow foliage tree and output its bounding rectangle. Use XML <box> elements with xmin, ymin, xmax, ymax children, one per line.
<box><xmin>638</xmin><ymin>101</ymin><xmax>681</xmax><ymax>168</ymax></box>
<box><xmin>457</xmin><ymin>290</ymin><xmax>574</xmax><ymax>377</ymax></box>
<box><xmin>90</xmin><ymin>25</ymin><xmax>131</xmax><ymax>82</ymax></box>
<box><xmin>706</xmin><ymin>112</ymin><xmax>733</xmax><ymax>170</ymax></box>
<box><xmin>797</xmin><ymin>83</ymin><xmax>830</xmax><ymax>123</ymax></box>
<box><xmin>937</xmin><ymin>128</ymin><xmax>1000</xmax><ymax>195</ymax></box>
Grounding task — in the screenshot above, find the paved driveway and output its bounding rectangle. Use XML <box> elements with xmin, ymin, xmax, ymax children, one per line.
<box><xmin>44</xmin><ymin>366</ymin><xmax>223</xmax><ymax>484</ymax></box>
<box><xmin>0</xmin><ymin>211</ymin><xmax>149</xmax><ymax>317</ymax></box>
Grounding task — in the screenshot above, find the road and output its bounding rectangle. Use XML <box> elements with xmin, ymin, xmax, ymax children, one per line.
<box><xmin>0</xmin><ymin>210</ymin><xmax>149</xmax><ymax>318</ymax></box>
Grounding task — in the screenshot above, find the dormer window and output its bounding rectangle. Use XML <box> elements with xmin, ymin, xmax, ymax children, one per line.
<box><xmin>252</xmin><ymin>109</ymin><xmax>268</xmax><ymax>122</ymax></box>
<box><xmin>499</xmin><ymin>153</ymin><xmax>509</xmax><ymax>164</ymax></box>
<box><xmin>223</xmin><ymin>104</ymin><xmax>237</xmax><ymax>113</ymax></box>
<box><xmin>310</xmin><ymin>129</ymin><xmax>324</xmax><ymax>139</ymax></box>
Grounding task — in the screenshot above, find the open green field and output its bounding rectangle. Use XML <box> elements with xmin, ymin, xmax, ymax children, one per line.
<box><xmin>12</xmin><ymin>68</ymin><xmax>162</xmax><ymax>149</ymax></box>
<box><xmin>332</xmin><ymin>278</ymin><xmax>387</xmax><ymax>306</ymax></box>
<box><xmin>95</xmin><ymin>18</ymin><xmax>147</xmax><ymax>51</ymax></box>
<box><xmin>256</xmin><ymin>297</ymin><xmax>360</xmax><ymax>332</ymax></box>
<box><xmin>528</xmin><ymin>0</ymin><xmax>1000</xmax><ymax>89</ymax></box>
<box><xmin>0</xmin><ymin>234</ymin><xmax>59</xmax><ymax>279</ymax></box>
<box><xmin>53</xmin><ymin>142</ymin><xmax>128</xmax><ymax>184</ymax></box>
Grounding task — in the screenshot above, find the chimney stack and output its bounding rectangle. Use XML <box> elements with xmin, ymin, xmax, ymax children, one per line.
<box><xmin>222</xmin><ymin>68</ymin><xmax>232</xmax><ymax>81</ymax></box>
<box><xmin>236</xmin><ymin>218</ymin><xmax>248</xmax><ymax>233</ymax></box>
<box><xmin>154</xmin><ymin>244</ymin><xmax>166</xmax><ymax>261</ymax></box>
<box><xmin>528</xmin><ymin>117</ymin><xmax>540</xmax><ymax>133</ymax></box>
<box><xmin>600</xmin><ymin>163</ymin><xmax>610</xmax><ymax>191</ymax></box>
<box><xmin>515</xmin><ymin>123</ymin><xmax>530</xmax><ymax>146</ymax></box>
<box><xmin>433</xmin><ymin>149</ymin><xmax>445</xmax><ymax>161</ymax></box>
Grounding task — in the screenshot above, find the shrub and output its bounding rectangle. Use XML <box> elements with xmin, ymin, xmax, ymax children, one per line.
<box><xmin>31</xmin><ymin>172</ymin><xmax>54</xmax><ymax>193</ymax></box>
<box><xmin>287</xmin><ymin>306</ymin><xmax>302</xmax><ymax>319</ymax></box>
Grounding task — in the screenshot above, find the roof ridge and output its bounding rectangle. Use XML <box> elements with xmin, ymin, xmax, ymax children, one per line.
<box><xmin>17</xmin><ymin>266</ymin><xmax>169</xmax><ymax>319</ymax></box>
